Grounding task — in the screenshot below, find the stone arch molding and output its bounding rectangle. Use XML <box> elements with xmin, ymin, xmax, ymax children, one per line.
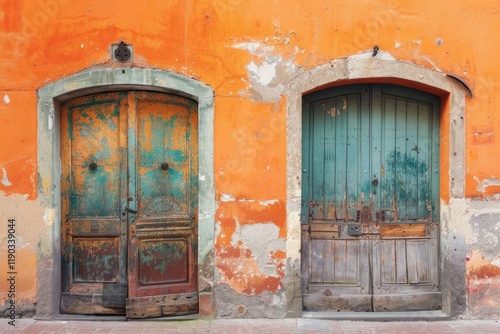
<box><xmin>36</xmin><ymin>67</ymin><xmax>215</xmax><ymax>319</ymax></box>
<box><xmin>284</xmin><ymin>52</ymin><xmax>468</xmax><ymax>318</ymax></box>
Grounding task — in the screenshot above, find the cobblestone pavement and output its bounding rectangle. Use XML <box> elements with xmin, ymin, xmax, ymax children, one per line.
<box><xmin>1</xmin><ymin>318</ymin><xmax>500</xmax><ymax>333</ymax></box>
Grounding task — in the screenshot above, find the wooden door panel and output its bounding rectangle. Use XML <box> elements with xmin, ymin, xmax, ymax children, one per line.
<box><xmin>62</xmin><ymin>92</ymin><xmax>199</xmax><ymax>317</ymax></box>
<box><xmin>61</xmin><ymin>93</ymin><xmax>128</xmax><ymax>314</ymax></box>
<box><xmin>302</xmin><ymin>84</ymin><xmax>441</xmax><ymax>312</ymax></box>
<box><xmin>127</xmin><ymin>92</ymin><xmax>198</xmax><ymax>318</ymax></box>
<box><xmin>373</xmin><ymin>227</ymin><xmax>439</xmax><ymax>298</ymax></box>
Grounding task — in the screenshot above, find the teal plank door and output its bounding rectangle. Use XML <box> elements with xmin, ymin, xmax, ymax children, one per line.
<box><xmin>301</xmin><ymin>84</ymin><xmax>441</xmax><ymax>312</ymax></box>
<box><xmin>61</xmin><ymin>92</ymin><xmax>198</xmax><ymax>317</ymax></box>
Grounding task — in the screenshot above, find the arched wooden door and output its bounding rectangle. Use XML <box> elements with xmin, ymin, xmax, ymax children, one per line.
<box><xmin>301</xmin><ymin>84</ymin><xmax>441</xmax><ymax>312</ymax></box>
<box><xmin>60</xmin><ymin>91</ymin><xmax>198</xmax><ymax>318</ymax></box>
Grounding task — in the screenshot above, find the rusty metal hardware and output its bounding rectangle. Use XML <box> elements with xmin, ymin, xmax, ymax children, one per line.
<box><xmin>372</xmin><ymin>177</ymin><xmax>378</xmax><ymax>186</ymax></box>
<box><xmin>373</xmin><ymin>45</ymin><xmax>379</xmax><ymax>56</ymax></box>
<box><xmin>348</xmin><ymin>224</ymin><xmax>362</xmax><ymax>236</ymax></box>
<box><xmin>89</xmin><ymin>162</ymin><xmax>97</xmax><ymax>170</ymax></box>
<box><xmin>114</xmin><ymin>41</ymin><xmax>131</xmax><ymax>62</ymax></box>
<box><xmin>161</xmin><ymin>162</ymin><xmax>169</xmax><ymax>171</ymax></box>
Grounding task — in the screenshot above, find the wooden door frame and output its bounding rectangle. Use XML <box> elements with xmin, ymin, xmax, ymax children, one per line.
<box><xmin>36</xmin><ymin>67</ymin><xmax>215</xmax><ymax>319</ymax></box>
<box><xmin>284</xmin><ymin>52</ymin><xmax>470</xmax><ymax>318</ymax></box>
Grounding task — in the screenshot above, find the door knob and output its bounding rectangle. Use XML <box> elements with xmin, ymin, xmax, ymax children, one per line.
<box><xmin>372</xmin><ymin>178</ymin><xmax>378</xmax><ymax>186</ymax></box>
<box><xmin>161</xmin><ymin>162</ymin><xmax>169</xmax><ymax>171</ymax></box>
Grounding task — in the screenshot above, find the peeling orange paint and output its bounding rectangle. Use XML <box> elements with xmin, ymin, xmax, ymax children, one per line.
<box><xmin>0</xmin><ymin>0</ymin><xmax>499</xmax><ymax>315</ymax></box>
<box><xmin>216</xmin><ymin>242</ymin><xmax>285</xmax><ymax>295</ymax></box>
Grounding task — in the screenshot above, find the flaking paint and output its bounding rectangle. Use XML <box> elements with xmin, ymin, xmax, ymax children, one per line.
<box><xmin>0</xmin><ymin>0</ymin><xmax>499</xmax><ymax>319</ymax></box>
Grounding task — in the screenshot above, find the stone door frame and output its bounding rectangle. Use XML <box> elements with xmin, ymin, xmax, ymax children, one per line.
<box><xmin>284</xmin><ymin>52</ymin><xmax>469</xmax><ymax>318</ymax></box>
<box><xmin>36</xmin><ymin>67</ymin><xmax>215</xmax><ymax>319</ymax></box>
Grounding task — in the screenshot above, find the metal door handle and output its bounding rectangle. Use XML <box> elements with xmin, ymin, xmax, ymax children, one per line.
<box><xmin>125</xmin><ymin>207</ymin><xmax>137</xmax><ymax>214</ymax></box>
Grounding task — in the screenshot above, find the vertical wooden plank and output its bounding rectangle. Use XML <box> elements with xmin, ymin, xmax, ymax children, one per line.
<box><xmin>323</xmin><ymin>240</ymin><xmax>335</xmax><ymax>283</ymax></box>
<box><xmin>394</xmin><ymin>97</ymin><xmax>408</xmax><ymax>220</ymax></box>
<box><xmin>381</xmin><ymin>241</ymin><xmax>396</xmax><ymax>284</ymax></box>
<box><xmin>345</xmin><ymin>240</ymin><xmax>360</xmax><ymax>284</ymax></box>
<box><xmin>333</xmin><ymin>239</ymin><xmax>347</xmax><ymax>283</ymax></box>
<box><xmin>429</xmin><ymin>226</ymin><xmax>439</xmax><ymax>288</ymax></box>
<box><xmin>359</xmin><ymin>86</ymin><xmax>371</xmax><ymax>210</ymax></box>
<box><xmin>406</xmin><ymin>241</ymin><xmax>419</xmax><ymax>284</ymax></box>
<box><xmin>334</xmin><ymin>97</ymin><xmax>347</xmax><ymax>220</ymax></box>
<box><xmin>406</xmin><ymin>100</ymin><xmax>419</xmax><ymax>220</ymax></box>
<box><xmin>417</xmin><ymin>102</ymin><xmax>430</xmax><ymax>219</ymax></box>
<box><xmin>416</xmin><ymin>241</ymin><xmax>430</xmax><ymax>283</ymax></box>
<box><xmin>381</xmin><ymin>96</ymin><xmax>396</xmax><ymax>221</ymax></box>
<box><xmin>346</xmin><ymin>95</ymin><xmax>359</xmax><ymax>220</ymax></box>
<box><xmin>311</xmin><ymin>102</ymin><xmax>326</xmax><ymax>220</ymax></box>
<box><xmin>323</xmin><ymin>98</ymin><xmax>337</xmax><ymax>220</ymax></box>
<box><xmin>370</xmin><ymin>85</ymin><xmax>383</xmax><ymax>215</ymax></box>
<box><xmin>396</xmin><ymin>239</ymin><xmax>408</xmax><ymax>284</ymax></box>
<box><xmin>310</xmin><ymin>240</ymin><xmax>325</xmax><ymax>283</ymax></box>
<box><xmin>301</xmin><ymin>226</ymin><xmax>310</xmax><ymax>293</ymax></box>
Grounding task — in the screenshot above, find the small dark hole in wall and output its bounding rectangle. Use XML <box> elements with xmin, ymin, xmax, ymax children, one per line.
<box><xmin>122</xmin><ymin>70</ymin><xmax>125</xmax><ymax>74</ymax></box>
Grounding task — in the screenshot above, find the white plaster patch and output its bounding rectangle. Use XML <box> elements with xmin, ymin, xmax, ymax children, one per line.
<box><xmin>234</xmin><ymin>41</ymin><xmax>302</xmax><ymax>104</ymax></box>
<box><xmin>220</xmin><ymin>193</ymin><xmax>235</xmax><ymax>202</ymax></box>
<box><xmin>3</xmin><ymin>94</ymin><xmax>10</xmax><ymax>104</ymax></box>
<box><xmin>473</xmin><ymin>176</ymin><xmax>500</xmax><ymax>193</ymax></box>
<box><xmin>232</xmin><ymin>42</ymin><xmax>274</xmax><ymax>57</ymax></box>
<box><xmin>260</xmin><ymin>199</ymin><xmax>279</xmax><ymax>206</ymax></box>
<box><xmin>238</xmin><ymin>198</ymin><xmax>255</xmax><ymax>202</ymax></box>
<box><xmin>199</xmin><ymin>174</ymin><xmax>206</xmax><ymax>181</ymax></box>
<box><xmin>1</xmin><ymin>167</ymin><xmax>12</xmax><ymax>186</ymax></box>
<box><xmin>48</xmin><ymin>114</ymin><xmax>53</xmax><ymax>130</ymax></box>
<box><xmin>247</xmin><ymin>60</ymin><xmax>276</xmax><ymax>86</ymax></box>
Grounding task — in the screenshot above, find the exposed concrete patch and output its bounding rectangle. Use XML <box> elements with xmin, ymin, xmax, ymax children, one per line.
<box><xmin>214</xmin><ymin>283</ymin><xmax>286</xmax><ymax>318</ymax></box>
<box><xmin>469</xmin><ymin>213</ymin><xmax>500</xmax><ymax>258</ymax></box>
<box><xmin>199</xmin><ymin>249</ymin><xmax>215</xmax><ymax>293</ymax></box>
<box><xmin>231</xmin><ymin>222</ymin><xmax>285</xmax><ymax>276</ymax></box>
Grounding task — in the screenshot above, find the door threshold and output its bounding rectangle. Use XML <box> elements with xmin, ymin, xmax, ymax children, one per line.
<box><xmin>53</xmin><ymin>313</ymin><xmax>199</xmax><ymax>322</ymax></box>
<box><xmin>53</xmin><ymin>314</ymin><xmax>127</xmax><ymax>321</ymax></box>
<box><xmin>302</xmin><ymin>310</ymin><xmax>449</xmax><ymax>321</ymax></box>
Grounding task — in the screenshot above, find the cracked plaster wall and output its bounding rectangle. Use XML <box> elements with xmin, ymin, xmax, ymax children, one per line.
<box><xmin>0</xmin><ymin>0</ymin><xmax>499</xmax><ymax>320</ymax></box>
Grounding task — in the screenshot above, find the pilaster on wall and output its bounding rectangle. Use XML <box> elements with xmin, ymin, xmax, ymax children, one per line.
<box><xmin>36</xmin><ymin>67</ymin><xmax>215</xmax><ymax>319</ymax></box>
<box><xmin>284</xmin><ymin>52</ymin><xmax>469</xmax><ymax>317</ymax></box>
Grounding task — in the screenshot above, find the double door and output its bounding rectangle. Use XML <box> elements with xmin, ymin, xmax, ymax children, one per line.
<box><xmin>301</xmin><ymin>84</ymin><xmax>441</xmax><ymax>312</ymax></box>
<box><xmin>61</xmin><ymin>92</ymin><xmax>198</xmax><ymax>318</ymax></box>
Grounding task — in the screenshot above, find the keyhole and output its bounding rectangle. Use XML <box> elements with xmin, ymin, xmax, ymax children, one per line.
<box><xmin>372</xmin><ymin>178</ymin><xmax>378</xmax><ymax>186</ymax></box>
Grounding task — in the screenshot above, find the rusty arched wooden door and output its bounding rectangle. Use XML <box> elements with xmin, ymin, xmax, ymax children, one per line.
<box><xmin>301</xmin><ymin>84</ymin><xmax>441</xmax><ymax>312</ymax></box>
<box><xmin>60</xmin><ymin>91</ymin><xmax>198</xmax><ymax>318</ymax></box>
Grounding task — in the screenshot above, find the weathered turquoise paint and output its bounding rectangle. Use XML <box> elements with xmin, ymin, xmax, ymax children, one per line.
<box><xmin>302</xmin><ymin>84</ymin><xmax>440</xmax><ymax>223</ymax></box>
<box><xmin>37</xmin><ymin>67</ymin><xmax>214</xmax><ymax>318</ymax></box>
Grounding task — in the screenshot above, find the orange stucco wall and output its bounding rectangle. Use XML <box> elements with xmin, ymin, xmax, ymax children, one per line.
<box><xmin>0</xmin><ymin>0</ymin><xmax>499</xmax><ymax>318</ymax></box>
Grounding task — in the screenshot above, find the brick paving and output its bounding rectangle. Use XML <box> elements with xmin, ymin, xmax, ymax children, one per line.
<box><xmin>1</xmin><ymin>318</ymin><xmax>500</xmax><ymax>333</ymax></box>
